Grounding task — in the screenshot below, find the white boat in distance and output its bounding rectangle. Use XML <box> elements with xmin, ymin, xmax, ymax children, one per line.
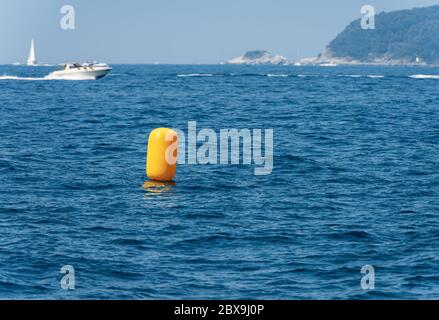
<box><xmin>24</xmin><ymin>39</ymin><xmax>53</xmax><ymax>66</ymax></box>
<box><xmin>27</xmin><ymin>39</ymin><xmax>37</xmax><ymax>66</ymax></box>
<box><xmin>48</xmin><ymin>62</ymin><xmax>112</xmax><ymax>80</ymax></box>
<box><xmin>320</xmin><ymin>63</ymin><xmax>338</xmax><ymax>67</ymax></box>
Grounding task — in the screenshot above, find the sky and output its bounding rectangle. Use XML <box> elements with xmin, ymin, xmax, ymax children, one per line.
<box><xmin>0</xmin><ymin>0</ymin><xmax>438</xmax><ymax>64</ymax></box>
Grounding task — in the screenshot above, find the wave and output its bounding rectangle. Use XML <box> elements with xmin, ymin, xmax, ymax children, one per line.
<box><xmin>335</xmin><ymin>74</ymin><xmax>385</xmax><ymax>79</ymax></box>
<box><xmin>178</xmin><ymin>73</ymin><xmax>289</xmax><ymax>78</ymax></box>
<box><xmin>297</xmin><ymin>74</ymin><xmax>384</xmax><ymax>79</ymax></box>
<box><xmin>410</xmin><ymin>74</ymin><xmax>439</xmax><ymax>79</ymax></box>
<box><xmin>337</xmin><ymin>74</ymin><xmax>362</xmax><ymax>78</ymax></box>
<box><xmin>177</xmin><ymin>73</ymin><xmax>214</xmax><ymax>77</ymax></box>
<box><xmin>266</xmin><ymin>74</ymin><xmax>289</xmax><ymax>77</ymax></box>
<box><xmin>230</xmin><ymin>73</ymin><xmax>283</xmax><ymax>78</ymax></box>
<box><xmin>175</xmin><ymin>73</ymin><xmax>386</xmax><ymax>79</ymax></box>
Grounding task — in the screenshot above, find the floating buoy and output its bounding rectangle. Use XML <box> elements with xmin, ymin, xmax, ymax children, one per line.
<box><xmin>146</xmin><ymin>128</ymin><xmax>178</xmax><ymax>181</ymax></box>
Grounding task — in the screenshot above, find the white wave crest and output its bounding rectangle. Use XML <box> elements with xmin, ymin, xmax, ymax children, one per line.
<box><xmin>266</xmin><ymin>74</ymin><xmax>288</xmax><ymax>77</ymax></box>
<box><xmin>338</xmin><ymin>74</ymin><xmax>362</xmax><ymax>78</ymax></box>
<box><xmin>177</xmin><ymin>73</ymin><xmax>214</xmax><ymax>77</ymax></box>
<box><xmin>297</xmin><ymin>74</ymin><xmax>385</xmax><ymax>79</ymax></box>
<box><xmin>410</xmin><ymin>74</ymin><xmax>439</xmax><ymax>79</ymax></box>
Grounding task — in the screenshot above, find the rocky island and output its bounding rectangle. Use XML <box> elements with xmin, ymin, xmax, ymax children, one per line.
<box><xmin>228</xmin><ymin>50</ymin><xmax>289</xmax><ymax>65</ymax></box>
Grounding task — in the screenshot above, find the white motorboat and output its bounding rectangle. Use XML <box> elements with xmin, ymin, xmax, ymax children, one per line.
<box><xmin>48</xmin><ymin>62</ymin><xmax>112</xmax><ymax>80</ymax></box>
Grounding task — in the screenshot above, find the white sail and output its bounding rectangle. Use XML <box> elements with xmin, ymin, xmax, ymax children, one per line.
<box><xmin>27</xmin><ymin>39</ymin><xmax>37</xmax><ymax>66</ymax></box>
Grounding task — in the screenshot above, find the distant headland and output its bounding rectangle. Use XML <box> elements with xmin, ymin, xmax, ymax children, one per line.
<box><xmin>302</xmin><ymin>5</ymin><xmax>439</xmax><ymax>66</ymax></box>
<box><xmin>228</xmin><ymin>5</ymin><xmax>439</xmax><ymax>67</ymax></box>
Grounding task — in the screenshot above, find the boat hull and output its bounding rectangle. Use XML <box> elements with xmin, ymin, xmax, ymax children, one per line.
<box><xmin>48</xmin><ymin>67</ymin><xmax>112</xmax><ymax>80</ymax></box>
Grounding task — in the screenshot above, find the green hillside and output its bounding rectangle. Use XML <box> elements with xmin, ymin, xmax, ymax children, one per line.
<box><xmin>327</xmin><ymin>5</ymin><xmax>439</xmax><ymax>64</ymax></box>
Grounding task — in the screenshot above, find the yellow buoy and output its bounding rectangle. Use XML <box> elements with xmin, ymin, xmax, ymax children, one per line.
<box><xmin>146</xmin><ymin>128</ymin><xmax>178</xmax><ymax>181</ymax></box>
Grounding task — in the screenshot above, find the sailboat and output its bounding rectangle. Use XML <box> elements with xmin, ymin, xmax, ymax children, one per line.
<box><xmin>27</xmin><ymin>39</ymin><xmax>37</xmax><ymax>66</ymax></box>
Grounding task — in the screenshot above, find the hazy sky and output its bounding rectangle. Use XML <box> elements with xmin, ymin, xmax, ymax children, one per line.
<box><xmin>0</xmin><ymin>0</ymin><xmax>438</xmax><ymax>64</ymax></box>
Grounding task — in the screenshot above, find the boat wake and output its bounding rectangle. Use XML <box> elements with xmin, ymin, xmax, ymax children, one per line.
<box><xmin>0</xmin><ymin>75</ymin><xmax>48</xmax><ymax>81</ymax></box>
<box><xmin>0</xmin><ymin>75</ymin><xmax>96</xmax><ymax>81</ymax></box>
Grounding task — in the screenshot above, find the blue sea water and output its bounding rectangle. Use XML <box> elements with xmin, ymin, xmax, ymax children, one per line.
<box><xmin>0</xmin><ymin>64</ymin><xmax>438</xmax><ymax>299</ymax></box>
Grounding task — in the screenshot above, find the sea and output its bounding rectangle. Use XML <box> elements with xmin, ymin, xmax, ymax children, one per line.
<box><xmin>0</xmin><ymin>64</ymin><xmax>438</xmax><ymax>299</ymax></box>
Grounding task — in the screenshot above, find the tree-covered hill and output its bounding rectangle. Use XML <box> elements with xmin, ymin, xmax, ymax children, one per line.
<box><xmin>326</xmin><ymin>5</ymin><xmax>439</xmax><ymax>64</ymax></box>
